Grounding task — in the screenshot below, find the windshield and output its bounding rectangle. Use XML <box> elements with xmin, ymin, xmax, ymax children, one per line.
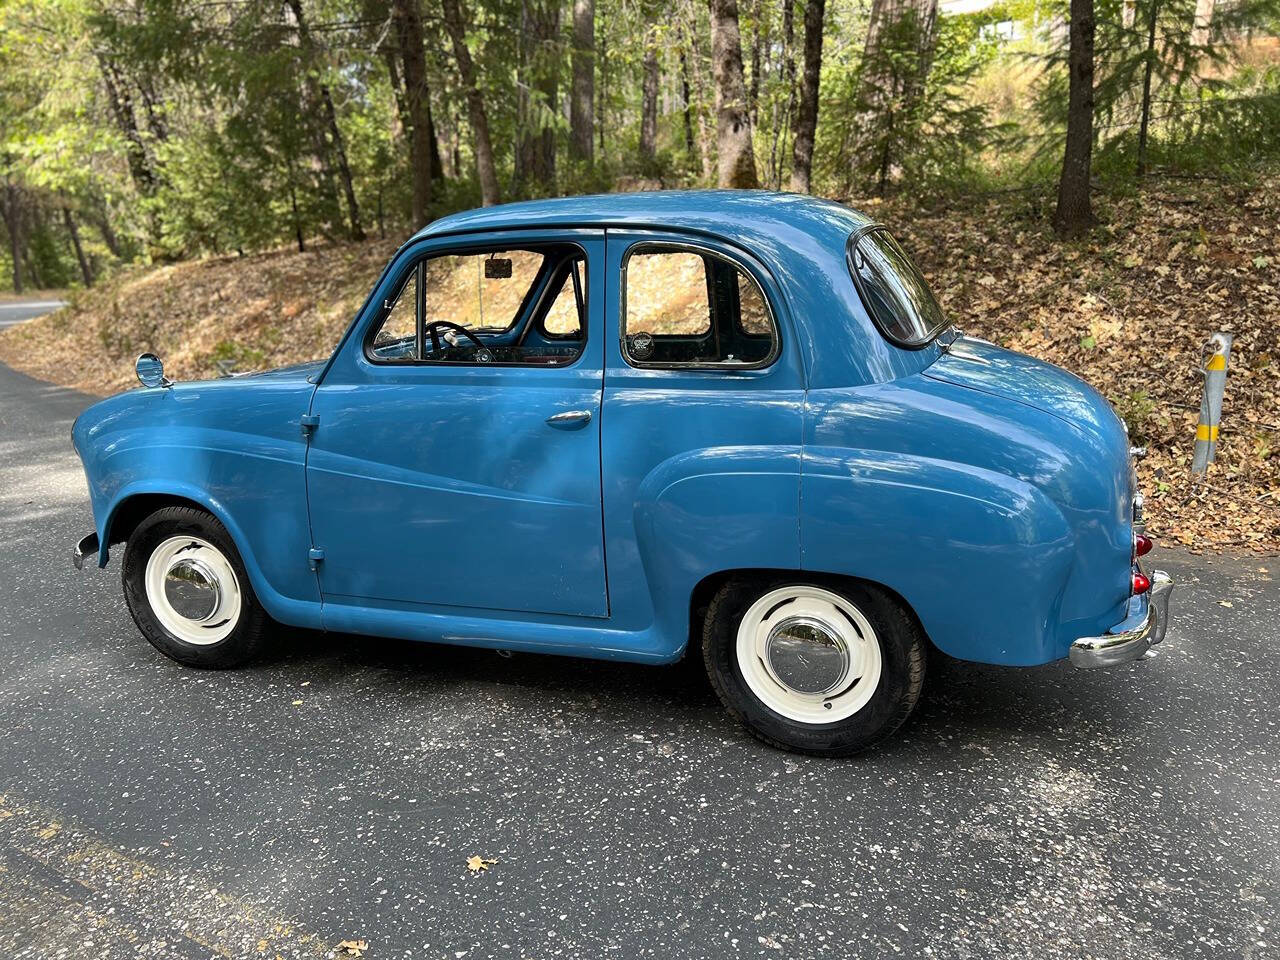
<box><xmin>846</xmin><ymin>227</ymin><xmax>948</xmax><ymax>348</ymax></box>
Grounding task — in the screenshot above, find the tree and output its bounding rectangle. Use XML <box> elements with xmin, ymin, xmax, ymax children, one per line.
<box><xmin>1053</xmin><ymin>0</ymin><xmax>1098</xmax><ymax>237</ymax></box>
<box><xmin>708</xmin><ymin>0</ymin><xmax>759</xmax><ymax>188</ymax></box>
<box><xmin>640</xmin><ymin>19</ymin><xmax>660</xmax><ymax>163</ymax></box>
<box><xmin>391</xmin><ymin>0</ymin><xmax>434</xmax><ymax>228</ymax></box>
<box><xmin>853</xmin><ymin>0</ymin><xmax>940</xmax><ymax>193</ymax></box>
<box><xmin>516</xmin><ymin>0</ymin><xmax>561</xmax><ymax>192</ymax></box>
<box><xmin>441</xmin><ymin>0</ymin><xmax>501</xmax><ymax>206</ymax></box>
<box><xmin>570</xmin><ymin>0</ymin><xmax>595</xmax><ymax>164</ymax></box>
<box><xmin>789</xmin><ymin>0</ymin><xmax>825</xmax><ymax>192</ymax></box>
<box><xmin>284</xmin><ymin>0</ymin><xmax>364</xmax><ymax>240</ymax></box>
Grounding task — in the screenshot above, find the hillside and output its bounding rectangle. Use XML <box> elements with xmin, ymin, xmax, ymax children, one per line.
<box><xmin>2</xmin><ymin>182</ymin><xmax>1277</xmax><ymax>551</ymax></box>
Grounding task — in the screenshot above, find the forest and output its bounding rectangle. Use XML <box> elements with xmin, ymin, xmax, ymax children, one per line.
<box><xmin>1</xmin><ymin>0</ymin><xmax>1278</xmax><ymax>291</ymax></box>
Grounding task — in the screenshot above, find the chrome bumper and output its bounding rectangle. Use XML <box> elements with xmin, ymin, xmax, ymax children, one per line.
<box><xmin>72</xmin><ymin>532</ymin><xmax>99</xmax><ymax>570</ymax></box>
<box><xmin>1069</xmin><ymin>570</ymin><xmax>1174</xmax><ymax>668</ymax></box>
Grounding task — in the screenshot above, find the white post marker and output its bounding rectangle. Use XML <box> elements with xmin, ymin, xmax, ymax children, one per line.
<box><xmin>1191</xmin><ymin>332</ymin><xmax>1232</xmax><ymax>475</ymax></box>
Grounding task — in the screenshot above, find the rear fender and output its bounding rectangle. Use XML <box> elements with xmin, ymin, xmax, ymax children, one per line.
<box><xmin>801</xmin><ymin>447</ymin><xmax>1075</xmax><ymax>665</ymax></box>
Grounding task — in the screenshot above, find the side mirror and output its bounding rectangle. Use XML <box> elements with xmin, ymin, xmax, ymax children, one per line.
<box><xmin>135</xmin><ymin>353</ymin><xmax>172</xmax><ymax>389</ymax></box>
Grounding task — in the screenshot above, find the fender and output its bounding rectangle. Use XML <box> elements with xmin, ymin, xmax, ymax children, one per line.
<box><xmin>632</xmin><ymin>445</ymin><xmax>803</xmax><ymax>659</ymax></box>
<box><xmin>72</xmin><ymin>381</ymin><xmax>321</xmax><ymax>630</ymax></box>
<box><xmin>801</xmin><ymin>447</ymin><xmax>1075</xmax><ymax>665</ymax></box>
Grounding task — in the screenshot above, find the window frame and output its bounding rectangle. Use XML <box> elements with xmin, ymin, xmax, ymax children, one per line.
<box><xmin>619</xmin><ymin>240</ymin><xmax>781</xmax><ymax>371</ymax></box>
<box><xmin>363</xmin><ymin>240</ymin><xmax>589</xmax><ymax>368</ymax></box>
<box><xmin>531</xmin><ymin>257</ymin><xmax>587</xmax><ymax>342</ymax></box>
<box><xmin>845</xmin><ymin>223</ymin><xmax>949</xmax><ymax>350</ymax></box>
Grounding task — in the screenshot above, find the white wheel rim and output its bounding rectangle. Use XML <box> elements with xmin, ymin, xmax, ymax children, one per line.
<box><xmin>735</xmin><ymin>586</ymin><xmax>883</xmax><ymax>724</ymax></box>
<box><xmin>144</xmin><ymin>536</ymin><xmax>242</xmax><ymax>645</ymax></box>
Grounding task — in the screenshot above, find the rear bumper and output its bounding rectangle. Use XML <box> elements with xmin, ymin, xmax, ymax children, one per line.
<box><xmin>1069</xmin><ymin>570</ymin><xmax>1174</xmax><ymax>668</ymax></box>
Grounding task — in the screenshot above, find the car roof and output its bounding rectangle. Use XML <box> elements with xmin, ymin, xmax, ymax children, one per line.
<box><xmin>414</xmin><ymin>189</ymin><xmax>876</xmax><ymax>250</ymax></box>
<box><xmin>409</xmin><ymin>189</ymin><xmax>937</xmax><ymax>388</ymax></box>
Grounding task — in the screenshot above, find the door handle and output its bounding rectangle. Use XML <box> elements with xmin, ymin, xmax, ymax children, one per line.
<box><xmin>546</xmin><ymin>409</ymin><xmax>593</xmax><ymax>427</ymax></box>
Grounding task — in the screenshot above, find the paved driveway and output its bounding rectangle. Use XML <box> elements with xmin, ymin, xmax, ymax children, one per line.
<box><xmin>0</xmin><ymin>359</ymin><xmax>1276</xmax><ymax>959</ymax></box>
<box><xmin>0</xmin><ymin>299</ymin><xmax>65</xmax><ymax>329</ymax></box>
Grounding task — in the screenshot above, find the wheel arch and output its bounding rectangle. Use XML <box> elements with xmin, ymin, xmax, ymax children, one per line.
<box><xmin>688</xmin><ymin>567</ymin><xmax>933</xmax><ymax>653</ymax></box>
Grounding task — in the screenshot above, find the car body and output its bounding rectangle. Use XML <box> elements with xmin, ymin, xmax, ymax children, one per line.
<box><xmin>71</xmin><ymin>190</ymin><xmax>1173</xmax><ymax>754</ymax></box>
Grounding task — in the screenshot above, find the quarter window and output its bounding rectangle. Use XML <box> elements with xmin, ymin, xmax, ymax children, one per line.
<box><xmin>368</xmin><ymin>245</ymin><xmax>586</xmax><ymax>366</ymax></box>
<box><xmin>621</xmin><ymin>245</ymin><xmax>777</xmax><ymax>368</ymax></box>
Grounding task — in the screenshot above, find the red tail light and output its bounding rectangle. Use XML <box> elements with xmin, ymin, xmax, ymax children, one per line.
<box><xmin>1132</xmin><ymin>572</ymin><xmax>1151</xmax><ymax>594</ymax></box>
<box><xmin>1134</xmin><ymin>534</ymin><xmax>1153</xmax><ymax>558</ymax></box>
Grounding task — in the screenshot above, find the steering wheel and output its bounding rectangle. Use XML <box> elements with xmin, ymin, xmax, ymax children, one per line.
<box><xmin>424</xmin><ymin>320</ymin><xmax>492</xmax><ymax>361</ymax></box>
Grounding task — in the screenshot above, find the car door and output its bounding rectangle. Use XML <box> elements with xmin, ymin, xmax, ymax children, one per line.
<box><xmin>599</xmin><ymin>229</ymin><xmax>806</xmax><ymax>649</ymax></box>
<box><xmin>305</xmin><ymin>229</ymin><xmax>609</xmax><ymax>619</ymax></box>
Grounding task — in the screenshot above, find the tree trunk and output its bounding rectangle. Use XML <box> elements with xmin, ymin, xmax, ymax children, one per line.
<box><xmin>684</xmin><ymin>3</ymin><xmax>716</xmax><ymax>180</ymax></box>
<box><xmin>321</xmin><ymin>85</ymin><xmax>365</xmax><ymax>239</ymax></box>
<box><xmin>789</xmin><ymin>0</ymin><xmax>825</xmax><ymax>192</ymax></box>
<box><xmin>748</xmin><ymin>0</ymin><xmax>763</xmax><ymax>124</ymax></box>
<box><xmin>1052</xmin><ymin>0</ymin><xmax>1098</xmax><ymax>238</ymax></box>
<box><xmin>1136</xmin><ymin>0</ymin><xmax>1159</xmax><ymax>177</ymax></box>
<box><xmin>97</xmin><ymin>56</ymin><xmax>159</xmax><ymax>197</ymax></box>
<box><xmin>708</xmin><ymin>0</ymin><xmax>760</xmax><ymax>188</ymax></box>
<box><xmin>854</xmin><ymin>0</ymin><xmax>939</xmax><ymax>189</ymax></box>
<box><xmin>570</xmin><ymin>0</ymin><xmax>595</xmax><ymax>164</ymax></box>
<box><xmin>91</xmin><ymin>201</ymin><xmax>122</xmax><ymax>259</ymax></box>
<box><xmin>1</xmin><ymin>184</ymin><xmax>23</xmax><ymax>294</ymax></box>
<box><xmin>287</xmin><ymin>0</ymin><xmax>364</xmax><ymax>240</ymax></box>
<box><xmin>640</xmin><ymin>22</ymin><xmax>660</xmax><ymax>162</ymax></box>
<box><xmin>440</xmin><ymin>0</ymin><xmax>501</xmax><ymax>206</ymax></box>
<box><xmin>63</xmin><ymin>205</ymin><xmax>94</xmax><ymax>288</ymax></box>
<box><xmin>1190</xmin><ymin>0</ymin><xmax>1214</xmax><ymax>45</ymax></box>
<box><xmin>517</xmin><ymin>0</ymin><xmax>560</xmax><ymax>190</ymax></box>
<box><xmin>391</xmin><ymin>0</ymin><xmax>434</xmax><ymax>227</ymax></box>
<box><xmin>679</xmin><ymin>43</ymin><xmax>697</xmax><ymax>159</ymax></box>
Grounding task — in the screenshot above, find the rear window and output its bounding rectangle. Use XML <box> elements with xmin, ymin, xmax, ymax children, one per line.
<box><xmin>847</xmin><ymin>227</ymin><xmax>948</xmax><ymax>348</ymax></box>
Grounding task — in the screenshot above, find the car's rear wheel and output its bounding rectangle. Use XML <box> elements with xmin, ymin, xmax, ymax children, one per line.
<box><xmin>121</xmin><ymin>506</ymin><xmax>271</xmax><ymax>668</ymax></box>
<box><xmin>702</xmin><ymin>578</ymin><xmax>926</xmax><ymax>756</ymax></box>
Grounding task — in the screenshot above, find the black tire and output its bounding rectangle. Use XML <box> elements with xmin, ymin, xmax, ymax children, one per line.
<box><xmin>121</xmin><ymin>505</ymin><xmax>272</xmax><ymax>668</ymax></box>
<box><xmin>702</xmin><ymin>577</ymin><xmax>926</xmax><ymax>756</ymax></box>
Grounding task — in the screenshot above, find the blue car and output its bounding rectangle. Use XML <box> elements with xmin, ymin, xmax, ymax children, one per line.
<box><xmin>71</xmin><ymin>191</ymin><xmax>1173</xmax><ymax>755</ymax></box>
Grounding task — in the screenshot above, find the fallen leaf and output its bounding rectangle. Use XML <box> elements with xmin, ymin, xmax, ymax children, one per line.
<box><xmin>1217</xmin><ymin>600</ymin><xmax>1234</xmax><ymax>608</ymax></box>
<box><xmin>466</xmin><ymin>856</ymin><xmax>497</xmax><ymax>873</ymax></box>
<box><xmin>337</xmin><ymin>939</ymin><xmax>369</xmax><ymax>957</ymax></box>
<box><xmin>291</xmin><ymin>700</ymin><xmax>303</xmax><ymax>706</ymax></box>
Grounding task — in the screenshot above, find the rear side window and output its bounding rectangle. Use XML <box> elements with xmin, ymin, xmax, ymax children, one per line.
<box><xmin>621</xmin><ymin>244</ymin><xmax>778</xmax><ymax>368</ymax></box>
<box><xmin>847</xmin><ymin>227</ymin><xmax>948</xmax><ymax>348</ymax></box>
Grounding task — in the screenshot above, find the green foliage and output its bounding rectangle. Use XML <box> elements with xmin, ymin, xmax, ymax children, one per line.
<box><xmin>1112</xmin><ymin>387</ymin><xmax>1157</xmax><ymax>441</ymax></box>
<box><xmin>818</xmin><ymin>5</ymin><xmax>1016</xmax><ymax>196</ymax></box>
<box><xmin>0</xmin><ymin>0</ymin><xmax>1277</xmax><ymax>292</ymax></box>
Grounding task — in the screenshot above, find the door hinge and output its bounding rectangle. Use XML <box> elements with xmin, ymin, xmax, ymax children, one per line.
<box><xmin>308</xmin><ymin>547</ymin><xmax>325</xmax><ymax>571</ymax></box>
<box><xmin>301</xmin><ymin>413</ymin><xmax>320</xmax><ymax>437</ymax></box>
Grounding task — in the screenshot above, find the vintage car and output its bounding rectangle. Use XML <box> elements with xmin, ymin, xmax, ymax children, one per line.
<box><xmin>71</xmin><ymin>191</ymin><xmax>1173</xmax><ymax>755</ymax></box>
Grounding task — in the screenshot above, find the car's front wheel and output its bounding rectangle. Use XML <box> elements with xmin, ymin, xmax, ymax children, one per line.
<box><xmin>121</xmin><ymin>505</ymin><xmax>272</xmax><ymax>668</ymax></box>
<box><xmin>702</xmin><ymin>578</ymin><xmax>926</xmax><ymax>756</ymax></box>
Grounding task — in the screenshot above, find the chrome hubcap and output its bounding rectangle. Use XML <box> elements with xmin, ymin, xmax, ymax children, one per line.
<box><xmin>144</xmin><ymin>536</ymin><xmax>242</xmax><ymax>646</ymax></box>
<box><xmin>163</xmin><ymin>558</ymin><xmax>221</xmax><ymax>622</ymax></box>
<box><xmin>736</xmin><ymin>586</ymin><xmax>883</xmax><ymax>724</ymax></box>
<box><xmin>764</xmin><ymin>616</ymin><xmax>850</xmax><ymax>696</ymax></box>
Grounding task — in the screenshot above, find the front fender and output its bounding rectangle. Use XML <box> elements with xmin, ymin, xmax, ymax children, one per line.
<box><xmin>801</xmin><ymin>447</ymin><xmax>1075</xmax><ymax>665</ymax></box>
<box><xmin>72</xmin><ymin>382</ymin><xmax>321</xmax><ymax>629</ymax></box>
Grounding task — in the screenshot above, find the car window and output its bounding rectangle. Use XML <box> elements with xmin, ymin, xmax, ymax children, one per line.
<box><xmin>368</xmin><ymin>245</ymin><xmax>586</xmax><ymax>365</ymax></box>
<box><xmin>541</xmin><ymin>260</ymin><xmax>584</xmax><ymax>337</ymax></box>
<box><xmin>622</xmin><ymin>245</ymin><xmax>777</xmax><ymax>368</ymax></box>
<box><xmin>847</xmin><ymin>227</ymin><xmax>948</xmax><ymax>347</ymax></box>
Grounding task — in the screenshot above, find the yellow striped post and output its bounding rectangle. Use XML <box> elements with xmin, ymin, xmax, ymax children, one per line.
<box><xmin>1191</xmin><ymin>333</ymin><xmax>1232</xmax><ymax>475</ymax></box>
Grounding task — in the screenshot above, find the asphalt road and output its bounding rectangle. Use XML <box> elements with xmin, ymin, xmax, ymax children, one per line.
<box><xmin>0</xmin><ymin>299</ymin><xmax>65</xmax><ymax>328</ymax></box>
<box><xmin>1</xmin><ymin>354</ymin><xmax>1277</xmax><ymax>960</ymax></box>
